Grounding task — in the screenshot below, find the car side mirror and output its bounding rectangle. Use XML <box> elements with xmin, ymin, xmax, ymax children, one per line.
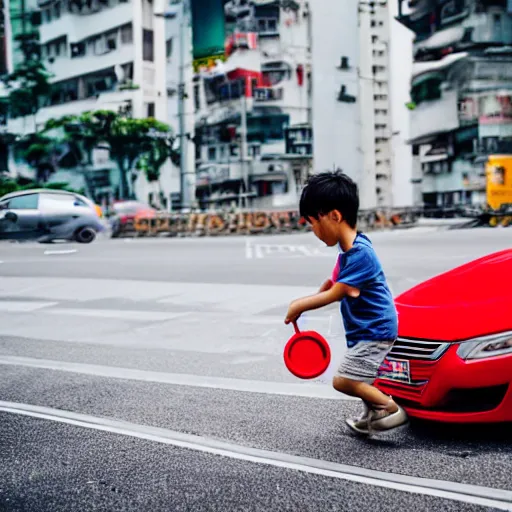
<box><xmin>5</xmin><ymin>211</ymin><xmax>17</xmax><ymax>222</ymax></box>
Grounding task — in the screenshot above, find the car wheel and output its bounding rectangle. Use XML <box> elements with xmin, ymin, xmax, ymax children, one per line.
<box><xmin>75</xmin><ymin>226</ymin><xmax>97</xmax><ymax>244</ymax></box>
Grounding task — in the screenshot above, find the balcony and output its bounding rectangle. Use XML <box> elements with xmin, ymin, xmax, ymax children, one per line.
<box><xmin>414</xmin><ymin>25</ymin><xmax>465</xmax><ymax>56</ymax></box>
<box><xmin>7</xmin><ymin>89</ymin><xmax>136</xmax><ymax>136</ymax></box>
<box><xmin>39</xmin><ymin>1</ymin><xmax>133</xmax><ymax>45</ymax></box>
<box><xmin>374</xmin><ymin>99</ymin><xmax>389</xmax><ymax>110</ymax></box>
<box><xmin>46</xmin><ymin>43</ymin><xmax>134</xmax><ymax>82</ymax></box>
<box><xmin>409</xmin><ymin>89</ymin><xmax>460</xmax><ymax>143</ymax></box>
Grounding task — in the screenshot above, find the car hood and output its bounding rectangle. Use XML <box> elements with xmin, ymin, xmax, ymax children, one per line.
<box><xmin>396</xmin><ymin>249</ymin><xmax>512</xmax><ymax>341</ymax></box>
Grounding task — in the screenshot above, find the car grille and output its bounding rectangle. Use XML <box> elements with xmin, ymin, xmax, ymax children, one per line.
<box><xmin>387</xmin><ymin>337</ymin><xmax>450</xmax><ymax>360</ymax></box>
<box><xmin>376</xmin><ymin>338</ymin><xmax>451</xmax><ymax>401</ymax></box>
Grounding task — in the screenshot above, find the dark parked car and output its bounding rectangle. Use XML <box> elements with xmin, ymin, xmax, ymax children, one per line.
<box><xmin>0</xmin><ymin>189</ymin><xmax>105</xmax><ymax>243</ymax></box>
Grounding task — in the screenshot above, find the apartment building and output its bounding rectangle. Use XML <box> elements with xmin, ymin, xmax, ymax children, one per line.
<box><xmin>370</xmin><ymin>0</ymin><xmax>394</xmax><ymax>206</ymax></box>
<box><xmin>397</xmin><ymin>0</ymin><xmax>512</xmax><ymax>209</ymax></box>
<box><xmin>5</xmin><ymin>0</ymin><xmax>172</xmax><ymax>204</ymax></box>
<box><xmin>167</xmin><ymin>0</ymin><xmax>313</xmax><ymax>210</ymax></box>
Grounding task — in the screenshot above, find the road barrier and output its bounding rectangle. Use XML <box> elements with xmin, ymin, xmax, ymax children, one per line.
<box><xmin>113</xmin><ymin>208</ymin><xmax>420</xmax><ymax>238</ymax></box>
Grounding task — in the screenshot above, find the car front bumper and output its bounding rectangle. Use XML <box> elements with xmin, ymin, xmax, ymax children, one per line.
<box><xmin>375</xmin><ymin>345</ymin><xmax>512</xmax><ymax>423</ymax></box>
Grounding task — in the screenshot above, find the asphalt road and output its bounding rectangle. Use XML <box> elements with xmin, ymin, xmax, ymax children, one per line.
<box><xmin>0</xmin><ymin>227</ymin><xmax>511</xmax><ymax>512</ymax></box>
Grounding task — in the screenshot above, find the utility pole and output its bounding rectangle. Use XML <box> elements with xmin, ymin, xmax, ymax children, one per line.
<box><xmin>177</xmin><ymin>0</ymin><xmax>190</xmax><ymax>211</ymax></box>
<box><xmin>239</xmin><ymin>93</ymin><xmax>249</xmax><ymax>209</ymax></box>
<box><xmin>156</xmin><ymin>0</ymin><xmax>194</xmax><ymax>212</ymax></box>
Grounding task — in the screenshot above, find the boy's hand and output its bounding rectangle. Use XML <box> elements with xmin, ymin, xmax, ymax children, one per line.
<box><xmin>284</xmin><ymin>299</ymin><xmax>303</xmax><ymax>325</ymax></box>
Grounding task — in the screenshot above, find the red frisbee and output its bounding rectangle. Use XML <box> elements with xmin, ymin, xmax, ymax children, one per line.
<box><xmin>283</xmin><ymin>321</ymin><xmax>331</xmax><ymax>379</ymax></box>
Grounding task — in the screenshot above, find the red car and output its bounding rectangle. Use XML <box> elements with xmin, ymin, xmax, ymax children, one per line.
<box><xmin>110</xmin><ymin>201</ymin><xmax>157</xmax><ymax>238</ymax></box>
<box><xmin>375</xmin><ymin>248</ymin><xmax>512</xmax><ymax>423</ymax></box>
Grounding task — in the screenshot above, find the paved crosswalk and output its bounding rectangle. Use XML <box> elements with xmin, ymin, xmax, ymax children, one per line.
<box><xmin>0</xmin><ymin>276</ymin><xmax>347</xmax><ymax>390</ymax></box>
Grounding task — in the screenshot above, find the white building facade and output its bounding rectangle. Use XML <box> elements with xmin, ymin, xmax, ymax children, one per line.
<box><xmin>5</xmin><ymin>0</ymin><xmax>175</xmax><ymax>206</ymax></box>
<box><xmin>3</xmin><ymin>0</ymin><xmax>408</xmax><ymax>210</ymax></box>
<box><xmin>310</xmin><ymin>0</ymin><xmax>399</xmax><ymax>210</ymax></box>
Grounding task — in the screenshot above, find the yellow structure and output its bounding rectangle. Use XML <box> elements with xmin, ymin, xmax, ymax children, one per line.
<box><xmin>486</xmin><ymin>155</ymin><xmax>512</xmax><ymax>210</ymax></box>
<box><xmin>486</xmin><ymin>155</ymin><xmax>512</xmax><ymax>226</ymax></box>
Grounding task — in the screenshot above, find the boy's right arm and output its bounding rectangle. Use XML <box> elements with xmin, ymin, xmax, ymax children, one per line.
<box><xmin>318</xmin><ymin>279</ymin><xmax>333</xmax><ymax>293</ymax></box>
<box><xmin>318</xmin><ymin>255</ymin><xmax>341</xmax><ymax>293</ymax></box>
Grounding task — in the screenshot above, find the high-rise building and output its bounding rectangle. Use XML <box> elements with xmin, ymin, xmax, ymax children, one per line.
<box><xmin>310</xmin><ymin>0</ymin><xmax>399</xmax><ymax>209</ymax></box>
<box><xmin>370</xmin><ymin>0</ymin><xmax>394</xmax><ymax>206</ymax></box>
<box><xmin>396</xmin><ymin>0</ymin><xmax>512</xmax><ymax>209</ymax></box>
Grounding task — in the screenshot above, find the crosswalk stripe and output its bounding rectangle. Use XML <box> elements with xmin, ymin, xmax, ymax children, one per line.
<box><xmin>0</xmin><ymin>300</ymin><xmax>58</xmax><ymax>312</ymax></box>
<box><xmin>44</xmin><ymin>308</ymin><xmax>189</xmax><ymax>322</ymax></box>
<box><xmin>245</xmin><ymin>243</ymin><xmax>335</xmax><ymax>260</ymax></box>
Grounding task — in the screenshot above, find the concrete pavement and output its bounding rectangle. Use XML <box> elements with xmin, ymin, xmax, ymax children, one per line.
<box><xmin>0</xmin><ymin>228</ymin><xmax>511</xmax><ymax>511</ymax></box>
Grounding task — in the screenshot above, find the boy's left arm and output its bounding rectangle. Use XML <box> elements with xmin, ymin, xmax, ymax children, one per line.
<box><xmin>284</xmin><ymin>282</ymin><xmax>360</xmax><ymax>325</ymax></box>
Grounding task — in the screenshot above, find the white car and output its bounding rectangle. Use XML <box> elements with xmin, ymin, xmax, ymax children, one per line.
<box><xmin>0</xmin><ymin>189</ymin><xmax>105</xmax><ymax>243</ymax></box>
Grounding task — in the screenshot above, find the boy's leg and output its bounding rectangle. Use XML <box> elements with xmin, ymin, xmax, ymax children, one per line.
<box><xmin>334</xmin><ymin>341</ymin><xmax>408</xmax><ymax>435</ymax></box>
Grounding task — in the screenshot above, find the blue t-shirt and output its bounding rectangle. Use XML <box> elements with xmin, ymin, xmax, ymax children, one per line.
<box><xmin>332</xmin><ymin>233</ymin><xmax>397</xmax><ymax>347</ymax></box>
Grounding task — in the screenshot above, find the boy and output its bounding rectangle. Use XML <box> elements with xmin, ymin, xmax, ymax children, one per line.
<box><xmin>284</xmin><ymin>171</ymin><xmax>407</xmax><ymax>436</ymax></box>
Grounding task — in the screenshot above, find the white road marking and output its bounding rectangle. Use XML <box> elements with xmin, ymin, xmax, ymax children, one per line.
<box><xmin>44</xmin><ymin>308</ymin><xmax>189</xmax><ymax>322</ymax></box>
<box><xmin>1</xmin><ymin>401</ymin><xmax>511</xmax><ymax>510</ymax></box>
<box><xmin>246</xmin><ymin>243</ymin><xmax>334</xmax><ymax>260</ymax></box>
<box><xmin>245</xmin><ymin>239</ymin><xmax>253</xmax><ymax>259</ymax></box>
<box><xmin>0</xmin><ymin>301</ymin><xmax>58</xmax><ymax>312</ymax></box>
<box><xmin>44</xmin><ymin>249</ymin><xmax>78</xmax><ymax>255</ymax></box>
<box><xmin>255</xmin><ymin>244</ymin><xmax>264</xmax><ymax>259</ymax></box>
<box><xmin>0</xmin><ymin>356</ymin><xmax>352</xmax><ymax>400</ymax></box>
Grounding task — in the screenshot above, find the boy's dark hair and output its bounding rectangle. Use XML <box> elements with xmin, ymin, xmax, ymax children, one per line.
<box><xmin>299</xmin><ymin>170</ymin><xmax>359</xmax><ymax>228</ymax></box>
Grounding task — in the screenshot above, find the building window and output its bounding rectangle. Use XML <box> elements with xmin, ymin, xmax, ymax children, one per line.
<box><xmin>249</xmin><ymin>145</ymin><xmax>261</xmax><ymax>158</ymax></box>
<box><xmin>143</xmin><ymin>29</ymin><xmax>154</xmax><ymax>62</ymax></box>
<box><xmin>147</xmin><ymin>102</ymin><xmax>155</xmax><ymax>118</ymax></box>
<box><xmin>193</xmin><ymin>83</ymin><xmax>200</xmax><ymax>111</ymax></box>
<box><xmin>166</xmin><ymin>38</ymin><xmax>173</xmax><ymax>58</ymax></box>
<box><xmin>372</xmin><ymin>35</ymin><xmax>378</xmax><ymax>43</ymax></box>
<box><xmin>70</xmin><ymin>41</ymin><xmax>86</xmax><ymax>58</ymax></box>
<box><xmin>208</xmin><ymin>147</ymin><xmax>217</xmax><ymax>161</ymax></box>
<box><xmin>105</xmin><ymin>30</ymin><xmax>118</xmax><ymax>51</ymax></box>
<box><xmin>121</xmin><ymin>24</ymin><xmax>133</xmax><ymax>44</ymax></box>
<box><xmin>54</xmin><ymin>2</ymin><xmax>61</xmax><ymax>18</ymax></box>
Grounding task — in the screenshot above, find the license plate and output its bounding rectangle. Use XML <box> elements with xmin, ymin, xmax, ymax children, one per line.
<box><xmin>378</xmin><ymin>358</ymin><xmax>411</xmax><ymax>384</ymax></box>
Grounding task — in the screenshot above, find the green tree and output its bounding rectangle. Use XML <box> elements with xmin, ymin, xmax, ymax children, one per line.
<box><xmin>2</xmin><ymin>31</ymin><xmax>54</xmax><ymax>182</ymax></box>
<box><xmin>135</xmin><ymin>135</ymin><xmax>174</xmax><ymax>207</ymax></box>
<box><xmin>45</xmin><ymin>110</ymin><xmax>175</xmax><ymax>200</ymax></box>
<box><xmin>3</xmin><ymin>31</ymin><xmax>52</xmax><ymax>128</ymax></box>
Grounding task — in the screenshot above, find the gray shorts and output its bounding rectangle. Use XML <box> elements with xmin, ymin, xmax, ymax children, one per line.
<box><xmin>336</xmin><ymin>340</ymin><xmax>395</xmax><ymax>384</ymax></box>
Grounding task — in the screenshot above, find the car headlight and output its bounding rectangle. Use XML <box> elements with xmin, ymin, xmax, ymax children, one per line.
<box><xmin>457</xmin><ymin>332</ymin><xmax>512</xmax><ymax>360</ymax></box>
